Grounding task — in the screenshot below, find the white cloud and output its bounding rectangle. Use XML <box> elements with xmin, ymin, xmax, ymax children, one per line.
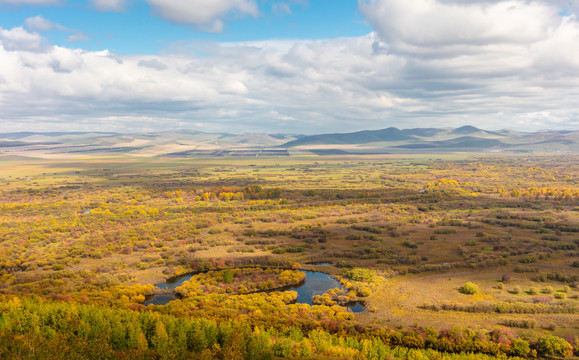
<box><xmin>23</xmin><ymin>16</ymin><xmax>90</xmax><ymax>43</ymax></box>
<box><xmin>144</xmin><ymin>0</ymin><xmax>258</xmax><ymax>31</ymax></box>
<box><xmin>1</xmin><ymin>0</ymin><xmax>579</xmax><ymax>135</ymax></box>
<box><xmin>359</xmin><ymin>0</ymin><xmax>564</xmax><ymax>55</ymax></box>
<box><xmin>90</xmin><ymin>0</ymin><xmax>126</xmax><ymax>12</ymax></box>
<box><xmin>0</xmin><ymin>26</ymin><xmax>49</xmax><ymax>52</ymax></box>
<box><xmin>24</xmin><ymin>15</ymin><xmax>65</xmax><ymax>32</ymax></box>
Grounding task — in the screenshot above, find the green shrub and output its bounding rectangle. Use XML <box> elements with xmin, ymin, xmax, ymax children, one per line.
<box><xmin>460</xmin><ymin>282</ymin><xmax>480</xmax><ymax>295</ymax></box>
<box><xmin>222</xmin><ymin>269</ymin><xmax>234</xmax><ymax>284</ymax></box>
<box><xmin>527</xmin><ymin>287</ymin><xmax>538</xmax><ymax>295</ymax></box>
<box><xmin>554</xmin><ymin>292</ymin><xmax>566</xmax><ymax>299</ymax></box>
<box><xmin>273</xmin><ymin>337</ymin><xmax>294</xmax><ymax>357</ymax></box>
<box><xmin>403</xmin><ymin>240</ymin><xmax>418</xmax><ymax>248</ymax></box>
<box><xmin>351</xmin><ymin>225</ymin><xmax>381</xmax><ymax>234</ymax></box>
<box><xmin>519</xmin><ymin>255</ymin><xmax>536</xmax><ymax>264</ymax></box>
<box><xmin>345</xmin><ymin>268</ymin><xmax>376</xmax><ymax>282</ymax></box>
<box><xmin>502</xmin><ymin>319</ymin><xmax>536</xmax><ymax>329</ymax></box>
<box><xmin>536</xmin><ymin>335</ymin><xmax>573</xmax><ymax>358</ymax></box>
<box><xmin>510</xmin><ymin>339</ymin><xmax>531</xmax><ymax>357</ymax></box>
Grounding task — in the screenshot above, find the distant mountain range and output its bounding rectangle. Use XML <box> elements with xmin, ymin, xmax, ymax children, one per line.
<box><xmin>0</xmin><ymin>126</ymin><xmax>577</xmax><ymax>158</ymax></box>
<box><xmin>281</xmin><ymin>126</ymin><xmax>578</xmax><ymax>154</ymax></box>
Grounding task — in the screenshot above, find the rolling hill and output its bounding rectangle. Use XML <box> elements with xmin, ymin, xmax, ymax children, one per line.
<box><xmin>281</xmin><ymin>126</ymin><xmax>578</xmax><ymax>154</ymax></box>
<box><xmin>282</xmin><ymin>127</ymin><xmax>412</xmax><ymax>147</ymax></box>
<box><xmin>0</xmin><ymin>126</ymin><xmax>577</xmax><ymax>158</ymax></box>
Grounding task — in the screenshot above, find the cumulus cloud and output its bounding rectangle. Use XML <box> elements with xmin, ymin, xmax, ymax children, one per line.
<box><xmin>144</xmin><ymin>0</ymin><xmax>258</xmax><ymax>32</ymax></box>
<box><xmin>0</xmin><ymin>26</ymin><xmax>49</xmax><ymax>52</ymax></box>
<box><xmin>359</xmin><ymin>0</ymin><xmax>565</xmax><ymax>55</ymax></box>
<box><xmin>1</xmin><ymin>0</ymin><xmax>579</xmax><ymax>134</ymax></box>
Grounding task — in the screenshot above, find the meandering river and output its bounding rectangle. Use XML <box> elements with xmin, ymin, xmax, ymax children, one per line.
<box><xmin>145</xmin><ymin>270</ymin><xmax>365</xmax><ymax>312</ymax></box>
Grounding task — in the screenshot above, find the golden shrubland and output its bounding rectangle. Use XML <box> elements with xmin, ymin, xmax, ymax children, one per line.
<box><xmin>0</xmin><ymin>154</ymin><xmax>577</xmax><ymax>358</ymax></box>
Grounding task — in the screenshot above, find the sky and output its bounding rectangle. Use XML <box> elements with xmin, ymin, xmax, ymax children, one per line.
<box><xmin>0</xmin><ymin>0</ymin><xmax>578</xmax><ymax>134</ymax></box>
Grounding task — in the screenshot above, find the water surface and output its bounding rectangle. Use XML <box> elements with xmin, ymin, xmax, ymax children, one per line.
<box><xmin>145</xmin><ymin>270</ymin><xmax>365</xmax><ymax>312</ymax></box>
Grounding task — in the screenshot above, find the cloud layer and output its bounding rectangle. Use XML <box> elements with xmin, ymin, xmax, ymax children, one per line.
<box><xmin>0</xmin><ymin>0</ymin><xmax>578</xmax><ymax>133</ymax></box>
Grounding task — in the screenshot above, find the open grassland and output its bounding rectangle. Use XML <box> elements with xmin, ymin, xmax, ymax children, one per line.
<box><xmin>0</xmin><ymin>153</ymin><xmax>577</xmax><ymax>359</ymax></box>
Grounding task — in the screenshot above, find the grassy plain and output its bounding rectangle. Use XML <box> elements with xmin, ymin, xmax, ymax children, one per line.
<box><xmin>0</xmin><ymin>153</ymin><xmax>577</xmax><ymax>358</ymax></box>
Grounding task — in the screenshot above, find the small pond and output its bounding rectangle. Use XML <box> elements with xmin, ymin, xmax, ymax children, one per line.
<box><xmin>145</xmin><ymin>270</ymin><xmax>365</xmax><ymax>312</ymax></box>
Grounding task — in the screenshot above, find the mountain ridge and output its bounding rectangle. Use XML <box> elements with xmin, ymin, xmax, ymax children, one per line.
<box><xmin>0</xmin><ymin>127</ymin><xmax>577</xmax><ymax>157</ymax></box>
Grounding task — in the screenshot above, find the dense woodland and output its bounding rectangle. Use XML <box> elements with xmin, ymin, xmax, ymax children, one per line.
<box><xmin>0</xmin><ymin>154</ymin><xmax>577</xmax><ymax>359</ymax></box>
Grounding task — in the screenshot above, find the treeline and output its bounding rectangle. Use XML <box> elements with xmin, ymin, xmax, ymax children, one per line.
<box><xmin>423</xmin><ymin>301</ymin><xmax>577</xmax><ymax>314</ymax></box>
<box><xmin>404</xmin><ymin>255</ymin><xmax>508</xmax><ymax>274</ymax></box>
<box><xmin>0</xmin><ymin>296</ymin><xmax>574</xmax><ymax>359</ymax></box>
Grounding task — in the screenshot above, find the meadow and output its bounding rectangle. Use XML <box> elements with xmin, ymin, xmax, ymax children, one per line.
<box><xmin>0</xmin><ymin>153</ymin><xmax>577</xmax><ymax>359</ymax></box>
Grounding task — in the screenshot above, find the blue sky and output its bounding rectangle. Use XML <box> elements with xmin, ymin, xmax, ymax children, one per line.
<box><xmin>0</xmin><ymin>0</ymin><xmax>578</xmax><ymax>133</ymax></box>
<box><xmin>0</xmin><ymin>1</ymin><xmax>371</xmax><ymax>53</ymax></box>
